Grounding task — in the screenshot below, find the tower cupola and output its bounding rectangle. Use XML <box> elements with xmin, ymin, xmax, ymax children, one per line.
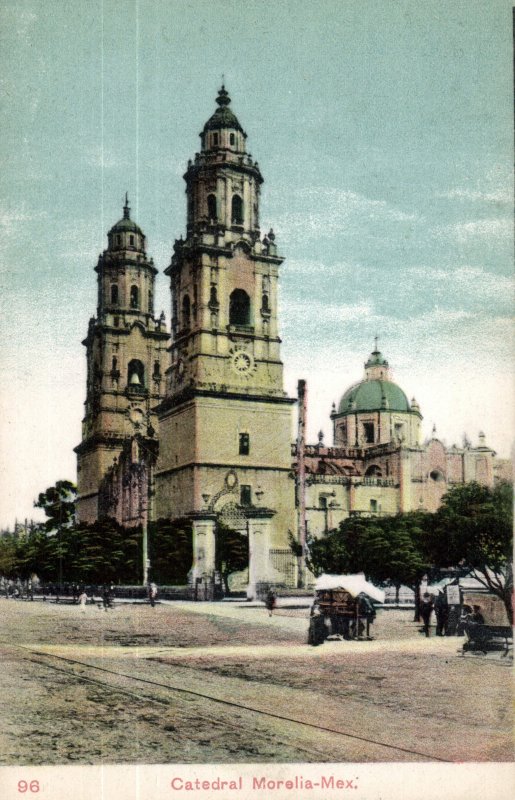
<box><xmin>183</xmin><ymin>86</ymin><xmax>263</xmax><ymax>238</ymax></box>
<box><xmin>364</xmin><ymin>339</ymin><xmax>390</xmax><ymax>381</ymax></box>
<box><xmin>200</xmin><ymin>85</ymin><xmax>247</xmax><ymax>153</ymax></box>
<box><xmin>107</xmin><ymin>195</ymin><xmax>146</xmax><ymax>253</ymax></box>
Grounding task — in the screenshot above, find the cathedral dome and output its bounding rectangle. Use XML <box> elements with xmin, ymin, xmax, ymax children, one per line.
<box><xmin>109</xmin><ymin>196</ymin><xmax>143</xmax><ymax>236</ymax></box>
<box><xmin>203</xmin><ymin>86</ymin><xmax>245</xmax><ymax>134</ymax></box>
<box><xmin>337</xmin><ymin>379</ymin><xmax>411</xmax><ymax>415</ymax></box>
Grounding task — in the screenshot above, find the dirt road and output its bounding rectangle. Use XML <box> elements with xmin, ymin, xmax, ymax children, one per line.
<box><xmin>0</xmin><ymin>599</ymin><xmax>512</xmax><ymax>764</ymax></box>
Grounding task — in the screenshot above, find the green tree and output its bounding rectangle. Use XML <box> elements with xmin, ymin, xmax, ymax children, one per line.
<box><xmin>34</xmin><ymin>480</ymin><xmax>77</xmax><ymax>532</ymax></box>
<box><xmin>433</xmin><ymin>482</ymin><xmax>513</xmax><ymax>623</ymax></box>
<box><xmin>0</xmin><ymin>533</ymin><xmax>18</xmax><ymax>579</ymax></box>
<box><xmin>148</xmin><ymin>518</ymin><xmax>193</xmax><ymax>585</ymax></box>
<box><xmin>307</xmin><ymin>512</ymin><xmax>433</xmax><ymax>620</ymax></box>
<box><xmin>215</xmin><ymin>522</ymin><xmax>248</xmax><ymax>595</ymax></box>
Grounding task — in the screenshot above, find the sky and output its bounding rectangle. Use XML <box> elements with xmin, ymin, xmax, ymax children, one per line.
<box><xmin>0</xmin><ymin>0</ymin><xmax>513</xmax><ymax>529</ymax></box>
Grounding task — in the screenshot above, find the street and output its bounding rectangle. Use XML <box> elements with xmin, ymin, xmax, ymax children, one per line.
<box><xmin>0</xmin><ymin>598</ymin><xmax>512</xmax><ymax>765</ymax></box>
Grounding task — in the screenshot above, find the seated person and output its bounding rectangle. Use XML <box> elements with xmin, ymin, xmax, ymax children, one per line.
<box><xmin>468</xmin><ymin>605</ymin><xmax>485</xmax><ymax>625</ymax></box>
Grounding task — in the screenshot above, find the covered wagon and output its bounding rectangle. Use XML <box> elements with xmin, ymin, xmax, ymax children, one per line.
<box><xmin>308</xmin><ymin>573</ymin><xmax>385</xmax><ymax>646</ymax></box>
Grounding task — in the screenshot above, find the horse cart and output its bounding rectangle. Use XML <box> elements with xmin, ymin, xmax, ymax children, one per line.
<box><xmin>308</xmin><ymin>574</ymin><xmax>385</xmax><ymax>646</ymax></box>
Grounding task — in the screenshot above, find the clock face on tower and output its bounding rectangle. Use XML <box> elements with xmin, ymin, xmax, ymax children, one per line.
<box><xmin>230</xmin><ymin>346</ymin><xmax>255</xmax><ymax>377</ymax></box>
<box><xmin>232</xmin><ymin>351</ymin><xmax>252</xmax><ymax>373</ymax></box>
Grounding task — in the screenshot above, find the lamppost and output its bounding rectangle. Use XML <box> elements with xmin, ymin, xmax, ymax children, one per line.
<box><xmin>133</xmin><ymin>432</ymin><xmax>157</xmax><ymax>587</ymax></box>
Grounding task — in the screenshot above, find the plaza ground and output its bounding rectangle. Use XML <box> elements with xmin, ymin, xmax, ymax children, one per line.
<box><xmin>0</xmin><ymin>598</ymin><xmax>512</xmax><ymax>765</ymax></box>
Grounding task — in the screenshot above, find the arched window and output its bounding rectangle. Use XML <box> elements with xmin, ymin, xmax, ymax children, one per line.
<box><xmin>127</xmin><ymin>359</ymin><xmax>145</xmax><ymax>388</ymax></box>
<box><xmin>153</xmin><ymin>360</ymin><xmax>161</xmax><ymax>378</ymax></box>
<box><xmin>231</xmin><ymin>194</ymin><xmax>243</xmax><ymax>224</ymax></box>
<box><xmin>111</xmin><ymin>356</ymin><xmax>118</xmax><ymax>373</ymax></box>
<box><xmin>209</xmin><ymin>285</ymin><xmax>219</xmax><ymax>306</ymax></box>
<box><xmin>261</xmin><ymin>293</ymin><xmax>270</xmax><ymax>312</ymax></box>
<box><xmin>111</xmin><ymin>284</ymin><xmax>119</xmax><ymax>305</ymax></box>
<box><xmin>365</xmin><ymin>465</ymin><xmax>382</xmax><ymax>477</ymax></box>
<box><xmin>230</xmin><ymin>133</ymin><xmax>235</xmax><ymax>146</ymax></box>
<box><xmin>207</xmin><ymin>194</ymin><xmax>217</xmax><ymax>221</ymax></box>
<box><xmin>130</xmin><ymin>285</ymin><xmax>139</xmax><ymax>309</ymax></box>
<box><xmin>182</xmin><ymin>294</ymin><xmax>191</xmax><ymax>329</ymax></box>
<box><xmin>229</xmin><ymin>289</ymin><xmax>250</xmax><ymax>326</ymax></box>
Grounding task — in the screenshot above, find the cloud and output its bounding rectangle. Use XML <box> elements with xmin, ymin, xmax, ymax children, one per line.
<box><xmin>448</xmin><ymin>218</ymin><xmax>513</xmax><ymax>243</ymax></box>
<box><xmin>438</xmin><ymin>187</ymin><xmax>512</xmax><ymax>204</ymax></box>
<box><xmin>267</xmin><ymin>187</ymin><xmax>418</xmax><ymax>243</ymax></box>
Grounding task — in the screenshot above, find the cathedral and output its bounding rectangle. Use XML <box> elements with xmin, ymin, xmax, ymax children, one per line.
<box><xmin>75</xmin><ymin>87</ymin><xmax>500</xmax><ymax>596</ymax></box>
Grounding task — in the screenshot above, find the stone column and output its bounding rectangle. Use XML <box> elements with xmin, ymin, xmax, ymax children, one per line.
<box><xmin>246</xmin><ymin>510</ymin><xmax>275</xmax><ymax>600</ymax></box>
<box><xmin>189</xmin><ymin>513</ymin><xmax>217</xmax><ymax>600</ymax></box>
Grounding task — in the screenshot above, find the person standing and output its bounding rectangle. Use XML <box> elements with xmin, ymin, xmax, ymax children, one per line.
<box><xmin>102</xmin><ymin>585</ymin><xmax>111</xmax><ymax>611</ymax></box>
<box><xmin>78</xmin><ymin>590</ymin><xmax>88</xmax><ymax>613</ymax></box>
<box><xmin>420</xmin><ymin>592</ymin><xmax>434</xmax><ymax>637</ymax></box>
<box><xmin>434</xmin><ymin>591</ymin><xmax>449</xmax><ymax>636</ymax></box>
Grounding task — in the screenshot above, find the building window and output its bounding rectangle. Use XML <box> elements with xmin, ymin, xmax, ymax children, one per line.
<box><xmin>148</xmin><ymin>290</ymin><xmax>153</xmax><ymax>314</ymax></box>
<box><xmin>370</xmin><ymin>499</ymin><xmax>378</xmax><ymax>513</ymax></box>
<box><xmin>209</xmin><ymin>285</ymin><xmax>219</xmax><ymax>307</ymax></box>
<box><xmin>240</xmin><ymin>485</ymin><xmax>252</xmax><ymax>507</ymax></box>
<box><xmin>182</xmin><ymin>294</ymin><xmax>191</xmax><ymax>329</ymax></box>
<box><xmin>128</xmin><ymin>359</ymin><xmax>145</xmax><ymax>388</ymax></box>
<box><xmin>394</xmin><ymin>422</ymin><xmax>405</xmax><ymax>441</ymax></box>
<box><xmin>261</xmin><ymin>293</ymin><xmax>270</xmax><ymax>313</ymax></box>
<box><xmin>130</xmin><ymin>285</ymin><xmax>139</xmax><ymax>309</ymax></box>
<box><xmin>229</xmin><ymin>289</ymin><xmax>250</xmax><ymax>326</ymax></box>
<box><xmin>207</xmin><ymin>194</ymin><xmax>217</xmax><ymax>221</ymax></box>
<box><xmin>116</xmin><ymin>234</ymin><xmax>121</xmax><ymax>246</ymax></box>
<box><xmin>111</xmin><ymin>356</ymin><xmax>118</xmax><ymax>372</ymax></box>
<box><xmin>239</xmin><ymin>433</ymin><xmax>250</xmax><ymax>455</ymax></box>
<box><xmin>153</xmin><ymin>360</ymin><xmax>161</xmax><ymax>379</ymax></box>
<box><xmin>231</xmin><ymin>194</ymin><xmax>243</xmax><ymax>224</ymax></box>
<box><xmin>230</xmin><ymin>133</ymin><xmax>235</xmax><ymax>146</ymax></box>
<box><xmin>213</xmin><ymin>132</ymin><xmax>219</xmax><ymax>146</ymax></box>
<box><xmin>114</xmin><ymin>316</ymin><xmax>119</xmax><ymax>328</ymax></box>
<box><xmin>363</xmin><ymin>422</ymin><xmax>375</xmax><ymax>443</ymax></box>
<box><xmin>129</xmin><ymin>235</ymin><xmax>135</xmax><ymax>246</ymax></box>
<box><xmin>111</xmin><ymin>284</ymin><xmax>119</xmax><ymax>305</ymax></box>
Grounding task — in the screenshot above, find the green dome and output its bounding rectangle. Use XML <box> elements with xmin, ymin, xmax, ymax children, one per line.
<box><xmin>203</xmin><ymin>86</ymin><xmax>244</xmax><ymax>133</ymax></box>
<box><xmin>110</xmin><ymin>216</ymin><xmax>143</xmax><ymax>235</ymax></box>
<box><xmin>109</xmin><ymin>198</ymin><xmax>143</xmax><ymax>236</ymax></box>
<box><xmin>337</xmin><ymin>379</ymin><xmax>410</xmax><ymax>415</ymax></box>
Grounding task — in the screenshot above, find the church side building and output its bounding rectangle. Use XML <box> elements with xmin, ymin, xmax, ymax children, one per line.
<box><xmin>154</xmin><ymin>88</ymin><xmax>297</xmax><ymax>596</ymax></box>
<box><xmin>295</xmin><ymin>346</ymin><xmax>497</xmax><ymax>539</ymax></box>
<box><xmin>75</xmin><ymin>199</ymin><xmax>169</xmax><ymax>525</ymax></box>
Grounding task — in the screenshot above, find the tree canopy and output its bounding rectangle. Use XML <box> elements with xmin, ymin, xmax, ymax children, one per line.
<box><xmin>307</xmin><ymin>481</ymin><xmax>513</xmax><ymax>623</ymax></box>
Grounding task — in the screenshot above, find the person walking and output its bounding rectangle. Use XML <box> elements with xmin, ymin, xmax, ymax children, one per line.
<box><xmin>148</xmin><ymin>582</ymin><xmax>158</xmax><ymax>608</ymax></box>
<box><xmin>420</xmin><ymin>592</ymin><xmax>434</xmax><ymax>637</ymax></box>
<box><xmin>265</xmin><ymin>589</ymin><xmax>277</xmax><ymax>617</ymax></box>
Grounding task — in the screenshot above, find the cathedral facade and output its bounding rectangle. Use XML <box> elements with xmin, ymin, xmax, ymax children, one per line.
<box><xmin>75</xmin><ymin>88</ymin><xmax>501</xmax><ymax>595</ymax></box>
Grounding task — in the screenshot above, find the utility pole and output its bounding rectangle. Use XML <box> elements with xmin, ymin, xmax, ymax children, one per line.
<box><xmin>296</xmin><ymin>380</ymin><xmax>307</xmax><ymax>588</ymax></box>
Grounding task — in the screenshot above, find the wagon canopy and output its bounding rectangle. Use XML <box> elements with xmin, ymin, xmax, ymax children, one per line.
<box><xmin>314</xmin><ymin>573</ymin><xmax>385</xmax><ymax>604</ymax></box>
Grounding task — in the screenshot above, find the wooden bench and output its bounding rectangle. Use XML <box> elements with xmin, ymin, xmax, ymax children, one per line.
<box><xmin>462</xmin><ymin>623</ymin><xmax>513</xmax><ymax>656</ymax></box>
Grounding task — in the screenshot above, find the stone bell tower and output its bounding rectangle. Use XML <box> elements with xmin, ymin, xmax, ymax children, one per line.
<box><xmin>75</xmin><ymin>197</ymin><xmax>169</xmax><ymax>525</ymax></box>
<box><xmin>155</xmin><ymin>87</ymin><xmax>296</xmax><ymax>596</ymax></box>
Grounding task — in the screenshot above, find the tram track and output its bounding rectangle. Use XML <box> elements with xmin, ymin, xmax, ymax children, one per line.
<box><xmin>5</xmin><ymin>641</ymin><xmax>452</xmax><ymax>763</ymax></box>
